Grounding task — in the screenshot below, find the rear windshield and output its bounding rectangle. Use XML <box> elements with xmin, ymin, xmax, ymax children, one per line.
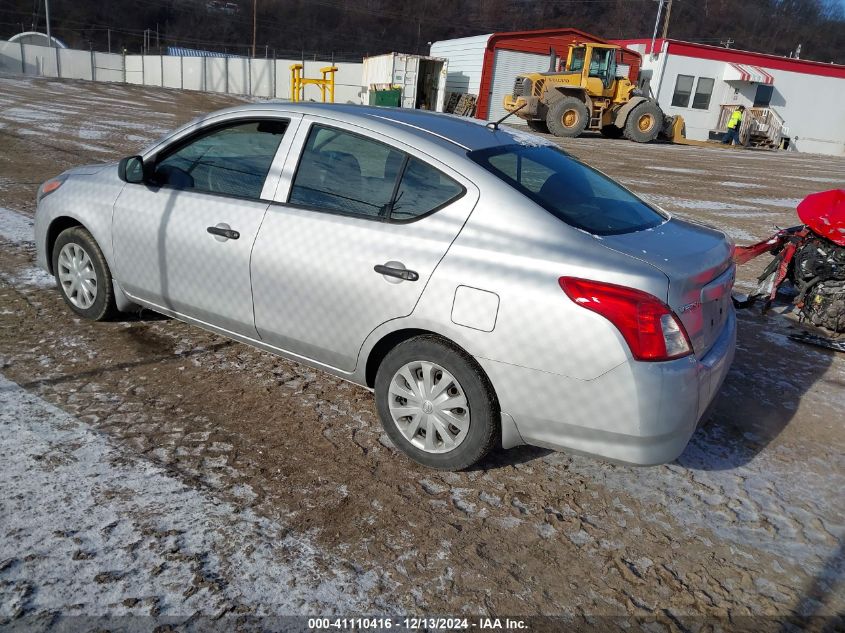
<box><xmin>468</xmin><ymin>144</ymin><xmax>666</xmax><ymax>235</ymax></box>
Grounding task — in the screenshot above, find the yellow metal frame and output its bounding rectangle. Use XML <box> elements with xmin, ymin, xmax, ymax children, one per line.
<box><xmin>289</xmin><ymin>64</ymin><xmax>338</xmax><ymax>103</ymax></box>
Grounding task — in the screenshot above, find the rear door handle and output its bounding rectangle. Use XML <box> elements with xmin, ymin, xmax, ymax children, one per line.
<box><xmin>207</xmin><ymin>225</ymin><xmax>240</xmax><ymax>240</ymax></box>
<box><xmin>374</xmin><ymin>264</ymin><xmax>419</xmax><ymax>282</ymax></box>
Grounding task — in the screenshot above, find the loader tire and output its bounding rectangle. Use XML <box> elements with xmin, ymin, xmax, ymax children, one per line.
<box><xmin>623</xmin><ymin>100</ymin><xmax>663</xmax><ymax>143</ymax></box>
<box><xmin>527</xmin><ymin>120</ymin><xmax>549</xmax><ymax>134</ymax></box>
<box><xmin>546</xmin><ymin>97</ymin><xmax>589</xmax><ymax>138</ymax></box>
<box><xmin>600</xmin><ymin>124</ymin><xmax>623</xmax><ymax>139</ymax></box>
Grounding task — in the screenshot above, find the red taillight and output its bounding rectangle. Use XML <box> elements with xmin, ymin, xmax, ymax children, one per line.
<box><xmin>559</xmin><ymin>276</ymin><xmax>692</xmax><ymax>362</ymax></box>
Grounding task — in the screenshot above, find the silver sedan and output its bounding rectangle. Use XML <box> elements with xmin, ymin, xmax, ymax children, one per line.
<box><xmin>34</xmin><ymin>103</ymin><xmax>736</xmax><ymax>470</ymax></box>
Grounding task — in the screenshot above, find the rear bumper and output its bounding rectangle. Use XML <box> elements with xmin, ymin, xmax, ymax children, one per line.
<box><xmin>479</xmin><ymin>309</ymin><xmax>737</xmax><ymax>465</ymax></box>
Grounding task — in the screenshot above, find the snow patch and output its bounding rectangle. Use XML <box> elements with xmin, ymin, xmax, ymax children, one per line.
<box><xmin>742</xmin><ymin>197</ymin><xmax>803</xmax><ymax>209</ymax></box>
<box><xmin>0</xmin><ymin>207</ymin><xmax>35</xmax><ymax>244</ymax></box>
<box><xmin>0</xmin><ymin>374</ymin><xmax>384</xmax><ymax>616</ymax></box>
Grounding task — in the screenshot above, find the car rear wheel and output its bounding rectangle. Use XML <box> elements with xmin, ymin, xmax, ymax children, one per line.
<box><xmin>375</xmin><ymin>336</ymin><xmax>499</xmax><ymax>470</ymax></box>
<box><xmin>52</xmin><ymin>226</ymin><xmax>117</xmax><ymax>321</ymax></box>
<box><xmin>546</xmin><ymin>97</ymin><xmax>589</xmax><ymax>138</ymax></box>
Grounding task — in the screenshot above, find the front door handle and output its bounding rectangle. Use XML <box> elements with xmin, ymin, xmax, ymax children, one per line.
<box><xmin>374</xmin><ymin>263</ymin><xmax>419</xmax><ymax>282</ymax></box>
<box><xmin>207</xmin><ymin>225</ymin><xmax>240</xmax><ymax>240</ymax></box>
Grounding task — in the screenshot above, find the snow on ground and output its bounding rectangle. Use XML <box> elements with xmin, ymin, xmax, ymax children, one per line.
<box><xmin>740</xmin><ymin>197</ymin><xmax>805</xmax><ymax>209</ymax></box>
<box><xmin>0</xmin><ymin>207</ymin><xmax>34</xmax><ymax>244</ymax></box>
<box><xmin>0</xmin><ymin>374</ymin><xmax>385</xmax><ymax>619</ymax></box>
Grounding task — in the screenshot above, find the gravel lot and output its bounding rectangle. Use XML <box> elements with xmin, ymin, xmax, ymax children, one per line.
<box><xmin>0</xmin><ymin>74</ymin><xmax>843</xmax><ymax>631</ymax></box>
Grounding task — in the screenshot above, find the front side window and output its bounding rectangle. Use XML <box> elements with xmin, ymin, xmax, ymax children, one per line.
<box><xmin>289</xmin><ymin>124</ymin><xmax>463</xmax><ymax>221</ymax></box>
<box><xmin>671</xmin><ymin>74</ymin><xmax>694</xmax><ymax>108</ymax></box>
<box><xmin>469</xmin><ymin>144</ymin><xmax>666</xmax><ymax>236</ymax></box>
<box><xmin>154</xmin><ymin>120</ymin><xmax>287</xmax><ymax>199</ymax></box>
<box><xmin>692</xmin><ymin>77</ymin><xmax>715</xmax><ymax>110</ymax></box>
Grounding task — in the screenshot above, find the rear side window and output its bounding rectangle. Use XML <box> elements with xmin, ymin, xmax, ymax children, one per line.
<box><xmin>289</xmin><ymin>124</ymin><xmax>463</xmax><ymax>221</ymax></box>
<box><xmin>154</xmin><ymin>120</ymin><xmax>287</xmax><ymax>199</ymax></box>
<box><xmin>289</xmin><ymin>126</ymin><xmax>405</xmax><ymax>218</ymax></box>
<box><xmin>469</xmin><ymin>144</ymin><xmax>666</xmax><ymax>235</ymax></box>
<box><xmin>391</xmin><ymin>158</ymin><xmax>464</xmax><ymax>221</ymax></box>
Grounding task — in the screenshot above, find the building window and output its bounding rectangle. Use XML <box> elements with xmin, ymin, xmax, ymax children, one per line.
<box><xmin>754</xmin><ymin>84</ymin><xmax>774</xmax><ymax>107</ymax></box>
<box><xmin>671</xmin><ymin>74</ymin><xmax>694</xmax><ymax>108</ymax></box>
<box><xmin>692</xmin><ymin>77</ymin><xmax>714</xmax><ymax>109</ymax></box>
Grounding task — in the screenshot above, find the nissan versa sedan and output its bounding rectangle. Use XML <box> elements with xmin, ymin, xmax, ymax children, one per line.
<box><xmin>34</xmin><ymin>103</ymin><xmax>736</xmax><ymax>470</ymax></box>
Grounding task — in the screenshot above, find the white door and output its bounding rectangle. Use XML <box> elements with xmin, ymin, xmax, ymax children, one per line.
<box><xmin>250</xmin><ymin>119</ymin><xmax>478</xmax><ymax>372</ymax></box>
<box><xmin>113</xmin><ymin>117</ymin><xmax>297</xmax><ymax>337</ymax></box>
<box><xmin>394</xmin><ymin>55</ymin><xmax>419</xmax><ymax>108</ymax></box>
<box><xmin>435</xmin><ymin>60</ymin><xmax>448</xmax><ymax>112</ymax></box>
<box><xmin>487</xmin><ymin>49</ymin><xmax>551</xmax><ymax>122</ymax></box>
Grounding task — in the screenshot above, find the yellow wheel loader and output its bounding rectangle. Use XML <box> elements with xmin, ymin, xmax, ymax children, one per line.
<box><xmin>504</xmin><ymin>42</ymin><xmax>682</xmax><ymax>143</ymax></box>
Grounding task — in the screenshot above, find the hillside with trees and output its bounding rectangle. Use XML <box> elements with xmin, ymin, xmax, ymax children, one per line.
<box><xmin>2</xmin><ymin>0</ymin><xmax>843</xmax><ymax>64</ymax></box>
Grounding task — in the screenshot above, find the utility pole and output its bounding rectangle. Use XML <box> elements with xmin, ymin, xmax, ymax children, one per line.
<box><xmin>252</xmin><ymin>0</ymin><xmax>257</xmax><ymax>58</ymax></box>
<box><xmin>660</xmin><ymin>0</ymin><xmax>674</xmax><ymax>40</ymax></box>
<box><xmin>649</xmin><ymin>0</ymin><xmax>665</xmax><ymax>59</ymax></box>
<box><xmin>44</xmin><ymin>0</ymin><xmax>52</xmax><ymax>47</ymax></box>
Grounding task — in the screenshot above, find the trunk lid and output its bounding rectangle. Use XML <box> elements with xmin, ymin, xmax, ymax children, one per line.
<box><xmin>599</xmin><ymin>218</ymin><xmax>735</xmax><ymax>357</ymax></box>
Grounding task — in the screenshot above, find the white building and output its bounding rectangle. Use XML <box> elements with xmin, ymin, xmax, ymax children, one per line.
<box><xmin>616</xmin><ymin>38</ymin><xmax>845</xmax><ymax>156</ymax></box>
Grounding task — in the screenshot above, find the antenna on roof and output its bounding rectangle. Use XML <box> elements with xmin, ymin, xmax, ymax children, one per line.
<box><xmin>487</xmin><ymin>102</ymin><xmax>527</xmax><ymax>131</ymax></box>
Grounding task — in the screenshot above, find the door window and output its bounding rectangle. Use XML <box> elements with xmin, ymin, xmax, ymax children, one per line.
<box><xmin>671</xmin><ymin>74</ymin><xmax>694</xmax><ymax>108</ymax></box>
<box><xmin>289</xmin><ymin>125</ymin><xmax>404</xmax><ymax>218</ymax></box>
<box><xmin>289</xmin><ymin>124</ymin><xmax>462</xmax><ymax>222</ymax></box>
<box><xmin>153</xmin><ymin>120</ymin><xmax>288</xmax><ymax>199</ymax></box>
<box><xmin>588</xmin><ymin>48</ymin><xmax>614</xmax><ymax>88</ymax></box>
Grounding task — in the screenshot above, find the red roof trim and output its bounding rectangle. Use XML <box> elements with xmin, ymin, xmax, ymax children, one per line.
<box><xmin>613</xmin><ymin>38</ymin><xmax>845</xmax><ymax>79</ymax></box>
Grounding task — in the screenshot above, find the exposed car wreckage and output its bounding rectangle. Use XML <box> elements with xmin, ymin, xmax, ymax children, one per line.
<box><xmin>733</xmin><ymin>189</ymin><xmax>845</xmax><ymax>353</ymax></box>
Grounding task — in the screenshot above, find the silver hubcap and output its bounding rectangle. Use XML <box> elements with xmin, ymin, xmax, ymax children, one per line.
<box><xmin>57</xmin><ymin>243</ymin><xmax>97</xmax><ymax>310</ymax></box>
<box><xmin>388</xmin><ymin>360</ymin><xmax>470</xmax><ymax>454</ymax></box>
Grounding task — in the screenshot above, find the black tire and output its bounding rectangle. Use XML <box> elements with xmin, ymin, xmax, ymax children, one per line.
<box><xmin>527</xmin><ymin>119</ymin><xmax>549</xmax><ymax>134</ymax></box>
<box><xmin>623</xmin><ymin>100</ymin><xmax>663</xmax><ymax>143</ymax></box>
<box><xmin>600</xmin><ymin>124</ymin><xmax>623</xmax><ymax>139</ymax></box>
<box><xmin>546</xmin><ymin>96</ymin><xmax>589</xmax><ymax>138</ymax></box>
<box><xmin>375</xmin><ymin>335</ymin><xmax>499</xmax><ymax>471</ymax></box>
<box><xmin>52</xmin><ymin>226</ymin><xmax>117</xmax><ymax>321</ymax></box>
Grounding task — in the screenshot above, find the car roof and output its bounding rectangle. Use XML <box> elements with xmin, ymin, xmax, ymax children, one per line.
<box><xmin>215</xmin><ymin>102</ymin><xmax>550</xmax><ymax>155</ymax></box>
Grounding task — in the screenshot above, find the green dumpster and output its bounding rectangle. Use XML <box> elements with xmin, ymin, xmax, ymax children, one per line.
<box><xmin>369</xmin><ymin>88</ymin><xmax>402</xmax><ymax>107</ymax></box>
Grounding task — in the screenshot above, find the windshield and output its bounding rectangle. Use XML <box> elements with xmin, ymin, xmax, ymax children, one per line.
<box><xmin>468</xmin><ymin>144</ymin><xmax>667</xmax><ymax>235</ymax></box>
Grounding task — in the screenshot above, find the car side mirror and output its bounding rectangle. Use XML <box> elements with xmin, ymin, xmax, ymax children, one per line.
<box><xmin>118</xmin><ymin>156</ymin><xmax>145</xmax><ymax>184</ymax></box>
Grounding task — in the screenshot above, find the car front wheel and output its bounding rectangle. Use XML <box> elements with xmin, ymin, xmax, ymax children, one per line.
<box><xmin>52</xmin><ymin>226</ymin><xmax>117</xmax><ymax>321</ymax></box>
<box><xmin>375</xmin><ymin>336</ymin><xmax>499</xmax><ymax>470</ymax></box>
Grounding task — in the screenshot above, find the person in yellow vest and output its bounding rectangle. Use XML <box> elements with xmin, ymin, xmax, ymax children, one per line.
<box><xmin>722</xmin><ymin>105</ymin><xmax>745</xmax><ymax>145</ymax></box>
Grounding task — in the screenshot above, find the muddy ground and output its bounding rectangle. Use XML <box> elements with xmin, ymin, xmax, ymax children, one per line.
<box><xmin>0</xmin><ymin>75</ymin><xmax>843</xmax><ymax>630</ymax></box>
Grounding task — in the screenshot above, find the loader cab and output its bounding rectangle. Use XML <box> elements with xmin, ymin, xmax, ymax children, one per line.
<box><xmin>566</xmin><ymin>44</ymin><xmax>618</xmax><ymax>93</ymax></box>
